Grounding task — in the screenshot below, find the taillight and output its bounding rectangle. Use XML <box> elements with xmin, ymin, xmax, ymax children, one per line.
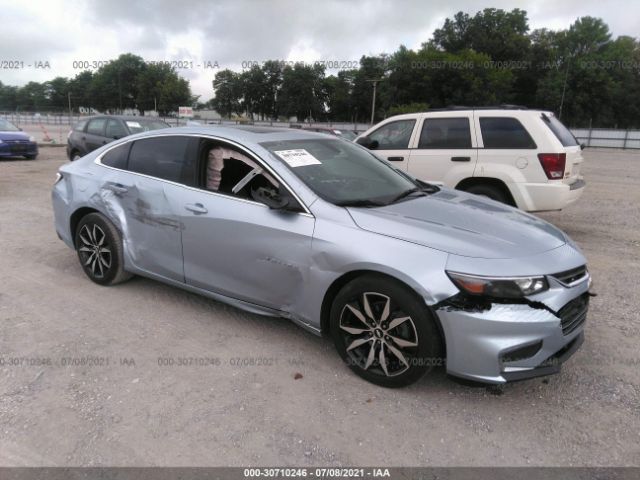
<box><xmin>537</xmin><ymin>153</ymin><xmax>566</xmax><ymax>179</ymax></box>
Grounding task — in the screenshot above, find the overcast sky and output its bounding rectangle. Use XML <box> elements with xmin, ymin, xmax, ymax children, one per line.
<box><xmin>1</xmin><ymin>0</ymin><xmax>638</xmax><ymax>102</ymax></box>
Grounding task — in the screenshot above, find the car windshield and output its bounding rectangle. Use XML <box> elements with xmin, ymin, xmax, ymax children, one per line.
<box><xmin>124</xmin><ymin>119</ymin><xmax>169</xmax><ymax>134</ymax></box>
<box><xmin>339</xmin><ymin>131</ymin><xmax>357</xmax><ymax>141</ymax></box>
<box><xmin>261</xmin><ymin>138</ymin><xmax>425</xmax><ymax>206</ymax></box>
<box><xmin>0</xmin><ymin>119</ymin><xmax>20</xmax><ymax>132</ymax></box>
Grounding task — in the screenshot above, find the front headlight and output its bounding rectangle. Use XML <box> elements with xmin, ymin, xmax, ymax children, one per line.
<box><xmin>29</xmin><ymin>136</ymin><xmax>36</xmax><ymax>143</ymax></box>
<box><xmin>446</xmin><ymin>271</ymin><xmax>549</xmax><ymax>299</ymax></box>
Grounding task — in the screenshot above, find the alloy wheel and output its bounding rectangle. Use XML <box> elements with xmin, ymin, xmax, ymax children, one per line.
<box><xmin>77</xmin><ymin>223</ymin><xmax>112</xmax><ymax>279</ymax></box>
<box><xmin>339</xmin><ymin>292</ymin><xmax>418</xmax><ymax>377</ymax></box>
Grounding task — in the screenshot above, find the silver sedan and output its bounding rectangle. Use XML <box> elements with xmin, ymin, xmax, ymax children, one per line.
<box><xmin>52</xmin><ymin>126</ymin><xmax>591</xmax><ymax>387</ymax></box>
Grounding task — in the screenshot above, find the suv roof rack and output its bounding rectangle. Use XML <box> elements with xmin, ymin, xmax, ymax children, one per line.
<box><xmin>427</xmin><ymin>104</ymin><xmax>530</xmax><ymax>112</ymax></box>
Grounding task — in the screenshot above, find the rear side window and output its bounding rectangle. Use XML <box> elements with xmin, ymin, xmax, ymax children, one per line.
<box><xmin>541</xmin><ymin>114</ymin><xmax>578</xmax><ymax>147</ymax></box>
<box><xmin>418</xmin><ymin>118</ymin><xmax>472</xmax><ymax>149</ymax></box>
<box><xmin>128</xmin><ymin>136</ymin><xmax>190</xmax><ymax>183</ymax></box>
<box><xmin>86</xmin><ymin>118</ymin><xmax>106</xmax><ymax>136</ymax></box>
<box><xmin>479</xmin><ymin>117</ymin><xmax>537</xmax><ymax>149</ymax></box>
<box><xmin>369</xmin><ymin>119</ymin><xmax>416</xmax><ymax>149</ymax></box>
<box><xmin>101</xmin><ymin>143</ymin><xmax>130</xmax><ymax>170</ymax></box>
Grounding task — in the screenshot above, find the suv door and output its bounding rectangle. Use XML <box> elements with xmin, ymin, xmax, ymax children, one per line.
<box><xmin>85</xmin><ymin>117</ymin><xmax>108</xmax><ymax>153</ymax></box>
<box><xmin>365</xmin><ymin>118</ymin><xmax>418</xmax><ymax>171</ymax></box>
<box><xmin>105</xmin><ymin>118</ymin><xmax>128</xmax><ymax>141</ymax></box>
<box><xmin>97</xmin><ymin>136</ymin><xmax>192</xmax><ymax>282</ymax></box>
<box><xmin>408</xmin><ymin>114</ymin><xmax>477</xmax><ymax>185</ymax></box>
<box><xmin>179</xmin><ymin>138</ymin><xmax>315</xmax><ymax>311</ymax></box>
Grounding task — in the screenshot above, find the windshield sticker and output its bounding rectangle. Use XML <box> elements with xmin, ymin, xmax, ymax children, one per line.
<box><xmin>274</xmin><ymin>149</ymin><xmax>321</xmax><ymax>167</ymax></box>
<box><xmin>126</xmin><ymin>121</ymin><xmax>141</xmax><ymax>128</ymax></box>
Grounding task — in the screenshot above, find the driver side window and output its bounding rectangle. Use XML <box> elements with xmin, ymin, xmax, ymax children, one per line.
<box><xmin>369</xmin><ymin>119</ymin><xmax>416</xmax><ymax>149</ymax></box>
<box><xmin>197</xmin><ymin>139</ymin><xmax>303</xmax><ymax>211</ymax></box>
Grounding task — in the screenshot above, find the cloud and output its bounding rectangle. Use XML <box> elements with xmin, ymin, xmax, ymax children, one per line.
<box><xmin>0</xmin><ymin>0</ymin><xmax>637</xmax><ymax>101</ymax></box>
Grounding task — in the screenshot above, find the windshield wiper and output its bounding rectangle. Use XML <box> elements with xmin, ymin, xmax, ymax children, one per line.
<box><xmin>387</xmin><ymin>187</ymin><xmax>428</xmax><ymax>204</ymax></box>
<box><xmin>335</xmin><ymin>199</ymin><xmax>387</xmax><ymax>207</ymax></box>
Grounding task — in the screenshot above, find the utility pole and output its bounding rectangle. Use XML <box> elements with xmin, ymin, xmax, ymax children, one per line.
<box><xmin>67</xmin><ymin>92</ymin><xmax>72</xmax><ymax>124</ymax></box>
<box><xmin>559</xmin><ymin>60</ymin><xmax>570</xmax><ymax>121</ymax></box>
<box><xmin>367</xmin><ymin>78</ymin><xmax>384</xmax><ymax>126</ymax></box>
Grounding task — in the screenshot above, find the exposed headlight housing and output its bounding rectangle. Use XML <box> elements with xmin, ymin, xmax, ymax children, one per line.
<box><xmin>54</xmin><ymin>172</ymin><xmax>63</xmax><ymax>185</ymax></box>
<box><xmin>446</xmin><ymin>271</ymin><xmax>549</xmax><ymax>299</ymax></box>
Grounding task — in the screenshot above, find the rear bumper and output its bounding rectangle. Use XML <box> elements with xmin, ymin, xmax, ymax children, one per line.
<box><xmin>510</xmin><ymin>179</ymin><xmax>585</xmax><ymax>211</ymax></box>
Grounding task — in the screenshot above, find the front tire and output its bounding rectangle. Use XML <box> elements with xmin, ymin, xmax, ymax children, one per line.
<box><xmin>330</xmin><ymin>275</ymin><xmax>442</xmax><ymax>388</ymax></box>
<box><xmin>74</xmin><ymin>213</ymin><xmax>132</xmax><ymax>286</ymax></box>
<box><xmin>24</xmin><ymin>154</ymin><xmax>37</xmax><ymax>160</ymax></box>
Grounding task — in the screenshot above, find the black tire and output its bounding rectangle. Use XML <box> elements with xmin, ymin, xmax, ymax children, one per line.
<box><xmin>70</xmin><ymin>150</ymin><xmax>81</xmax><ymax>161</ymax></box>
<box><xmin>330</xmin><ymin>274</ymin><xmax>442</xmax><ymax>388</ymax></box>
<box><xmin>464</xmin><ymin>184</ymin><xmax>509</xmax><ymax>204</ymax></box>
<box><xmin>74</xmin><ymin>213</ymin><xmax>132</xmax><ymax>286</ymax></box>
<box><xmin>24</xmin><ymin>155</ymin><xmax>37</xmax><ymax>160</ymax></box>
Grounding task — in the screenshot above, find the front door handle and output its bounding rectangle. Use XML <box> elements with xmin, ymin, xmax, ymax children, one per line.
<box><xmin>451</xmin><ymin>156</ymin><xmax>471</xmax><ymax>162</ymax></box>
<box><xmin>185</xmin><ymin>203</ymin><xmax>208</xmax><ymax>214</ymax></box>
<box><xmin>387</xmin><ymin>156</ymin><xmax>404</xmax><ymax>162</ymax></box>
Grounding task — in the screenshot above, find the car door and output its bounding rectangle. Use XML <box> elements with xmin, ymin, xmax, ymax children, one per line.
<box><xmin>85</xmin><ymin>117</ymin><xmax>108</xmax><ymax>153</ymax></box>
<box><xmin>179</xmin><ymin>137</ymin><xmax>315</xmax><ymax>311</ymax></box>
<box><xmin>407</xmin><ymin>113</ymin><xmax>477</xmax><ymax>187</ymax></box>
<box><xmin>366</xmin><ymin>118</ymin><xmax>418</xmax><ymax>171</ymax></box>
<box><xmin>97</xmin><ymin>136</ymin><xmax>191</xmax><ymax>282</ymax></box>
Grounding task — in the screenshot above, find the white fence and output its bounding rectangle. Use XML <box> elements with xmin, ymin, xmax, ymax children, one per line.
<box><xmin>571</xmin><ymin>128</ymin><xmax>640</xmax><ymax>149</ymax></box>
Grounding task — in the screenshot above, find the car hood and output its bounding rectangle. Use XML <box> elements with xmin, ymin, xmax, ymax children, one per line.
<box><xmin>347</xmin><ymin>189</ymin><xmax>567</xmax><ymax>259</ymax></box>
<box><xmin>0</xmin><ymin>131</ymin><xmax>30</xmax><ymax>141</ymax></box>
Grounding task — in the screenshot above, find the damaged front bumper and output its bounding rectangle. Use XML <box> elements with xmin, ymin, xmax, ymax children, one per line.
<box><xmin>434</xmin><ymin>274</ymin><xmax>590</xmax><ymax>384</ymax></box>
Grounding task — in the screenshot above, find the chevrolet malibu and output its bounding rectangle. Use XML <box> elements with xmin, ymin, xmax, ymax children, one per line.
<box><xmin>52</xmin><ymin>126</ymin><xmax>591</xmax><ymax>387</ymax></box>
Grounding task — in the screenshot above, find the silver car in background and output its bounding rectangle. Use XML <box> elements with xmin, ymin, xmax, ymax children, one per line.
<box><xmin>52</xmin><ymin>126</ymin><xmax>591</xmax><ymax>387</ymax></box>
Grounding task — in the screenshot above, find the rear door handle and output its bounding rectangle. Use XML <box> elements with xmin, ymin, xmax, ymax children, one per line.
<box><xmin>110</xmin><ymin>184</ymin><xmax>128</xmax><ymax>193</ymax></box>
<box><xmin>185</xmin><ymin>203</ymin><xmax>208</xmax><ymax>214</ymax></box>
<box><xmin>451</xmin><ymin>156</ymin><xmax>471</xmax><ymax>162</ymax></box>
<box><xmin>387</xmin><ymin>156</ymin><xmax>404</xmax><ymax>162</ymax></box>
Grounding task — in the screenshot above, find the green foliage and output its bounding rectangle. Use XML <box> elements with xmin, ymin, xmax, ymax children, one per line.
<box><xmin>388</xmin><ymin>102</ymin><xmax>430</xmax><ymax>116</ymax></box>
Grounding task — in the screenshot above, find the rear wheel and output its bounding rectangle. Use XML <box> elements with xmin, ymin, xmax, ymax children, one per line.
<box><xmin>464</xmin><ymin>184</ymin><xmax>509</xmax><ymax>204</ymax></box>
<box><xmin>330</xmin><ymin>275</ymin><xmax>442</xmax><ymax>388</ymax></box>
<box><xmin>70</xmin><ymin>150</ymin><xmax>81</xmax><ymax>161</ymax></box>
<box><xmin>74</xmin><ymin>213</ymin><xmax>132</xmax><ymax>286</ymax></box>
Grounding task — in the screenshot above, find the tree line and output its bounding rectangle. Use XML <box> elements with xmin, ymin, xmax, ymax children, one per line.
<box><xmin>209</xmin><ymin>9</ymin><xmax>640</xmax><ymax>128</ymax></box>
<box><xmin>0</xmin><ymin>53</ymin><xmax>193</xmax><ymax>116</ymax></box>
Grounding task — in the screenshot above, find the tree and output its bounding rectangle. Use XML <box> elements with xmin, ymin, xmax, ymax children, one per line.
<box><xmin>211</xmin><ymin>69</ymin><xmax>242</xmax><ymax>118</ymax></box>
<box><xmin>89</xmin><ymin>53</ymin><xmax>146</xmax><ymax>112</ymax></box>
<box><xmin>136</xmin><ymin>63</ymin><xmax>191</xmax><ymax>114</ymax></box>
<box><xmin>277</xmin><ymin>63</ymin><xmax>327</xmax><ymax>121</ymax></box>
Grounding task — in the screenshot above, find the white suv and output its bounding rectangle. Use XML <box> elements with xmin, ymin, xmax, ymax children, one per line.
<box><xmin>356</xmin><ymin>108</ymin><xmax>585</xmax><ymax>211</ymax></box>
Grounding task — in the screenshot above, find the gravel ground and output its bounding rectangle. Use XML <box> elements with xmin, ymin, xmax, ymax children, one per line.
<box><xmin>0</xmin><ymin>147</ymin><xmax>638</xmax><ymax>467</ymax></box>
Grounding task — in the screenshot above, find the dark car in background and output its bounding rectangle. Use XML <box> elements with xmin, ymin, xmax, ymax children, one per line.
<box><xmin>67</xmin><ymin>115</ymin><xmax>170</xmax><ymax>160</ymax></box>
<box><xmin>0</xmin><ymin>118</ymin><xmax>38</xmax><ymax>160</ymax></box>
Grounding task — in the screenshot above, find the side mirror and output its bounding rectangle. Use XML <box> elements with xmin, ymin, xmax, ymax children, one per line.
<box><xmin>112</xmin><ymin>135</ymin><xmax>121</xmax><ymax>140</ymax></box>
<box><xmin>251</xmin><ymin>187</ymin><xmax>291</xmax><ymax>210</ymax></box>
<box><xmin>356</xmin><ymin>136</ymin><xmax>379</xmax><ymax>150</ymax></box>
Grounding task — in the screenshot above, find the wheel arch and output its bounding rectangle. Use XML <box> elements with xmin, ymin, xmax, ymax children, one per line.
<box><xmin>455</xmin><ymin>177</ymin><xmax>516</xmax><ymax>206</ymax></box>
<box><xmin>319</xmin><ymin>270</ymin><xmax>446</xmax><ymax>355</ymax></box>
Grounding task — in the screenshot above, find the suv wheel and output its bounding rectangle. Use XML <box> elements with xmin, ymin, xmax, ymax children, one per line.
<box><xmin>330</xmin><ymin>275</ymin><xmax>442</xmax><ymax>388</ymax></box>
<box><xmin>75</xmin><ymin>213</ymin><xmax>132</xmax><ymax>286</ymax></box>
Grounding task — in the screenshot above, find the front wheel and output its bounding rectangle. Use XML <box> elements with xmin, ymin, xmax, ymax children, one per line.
<box><xmin>330</xmin><ymin>275</ymin><xmax>442</xmax><ymax>388</ymax></box>
<box><xmin>24</xmin><ymin>155</ymin><xmax>37</xmax><ymax>160</ymax></box>
<box><xmin>74</xmin><ymin>213</ymin><xmax>132</xmax><ymax>286</ymax></box>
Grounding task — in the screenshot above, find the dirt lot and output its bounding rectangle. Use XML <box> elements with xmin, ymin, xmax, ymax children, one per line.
<box><xmin>0</xmin><ymin>147</ymin><xmax>639</xmax><ymax>467</ymax></box>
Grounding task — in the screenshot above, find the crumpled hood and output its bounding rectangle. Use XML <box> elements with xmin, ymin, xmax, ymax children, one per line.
<box><xmin>347</xmin><ymin>189</ymin><xmax>566</xmax><ymax>259</ymax></box>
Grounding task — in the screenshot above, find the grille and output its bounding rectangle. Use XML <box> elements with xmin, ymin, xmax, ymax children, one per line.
<box><xmin>553</xmin><ymin>265</ymin><xmax>587</xmax><ymax>285</ymax></box>
<box><xmin>558</xmin><ymin>293</ymin><xmax>589</xmax><ymax>335</ymax></box>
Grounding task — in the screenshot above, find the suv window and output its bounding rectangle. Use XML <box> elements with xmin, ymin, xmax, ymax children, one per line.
<box><xmin>479</xmin><ymin>117</ymin><xmax>537</xmax><ymax>149</ymax></box>
<box><xmin>101</xmin><ymin>143</ymin><xmax>130</xmax><ymax>169</ymax></box>
<box><xmin>418</xmin><ymin>117</ymin><xmax>472</xmax><ymax>149</ymax></box>
<box><xmin>105</xmin><ymin>119</ymin><xmax>128</xmax><ymax>139</ymax></box>
<box><xmin>128</xmin><ymin>136</ymin><xmax>190</xmax><ymax>183</ymax></box>
<box><xmin>369</xmin><ymin>119</ymin><xmax>416</xmax><ymax>149</ymax></box>
<box><xmin>74</xmin><ymin>120</ymin><xmax>88</xmax><ymax>132</ymax></box>
<box><xmin>86</xmin><ymin>118</ymin><xmax>106</xmax><ymax>136</ymax></box>
<box><xmin>541</xmin><ymin>114</ymin><xmax>578</xmax><ymax>147</ymax></box>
